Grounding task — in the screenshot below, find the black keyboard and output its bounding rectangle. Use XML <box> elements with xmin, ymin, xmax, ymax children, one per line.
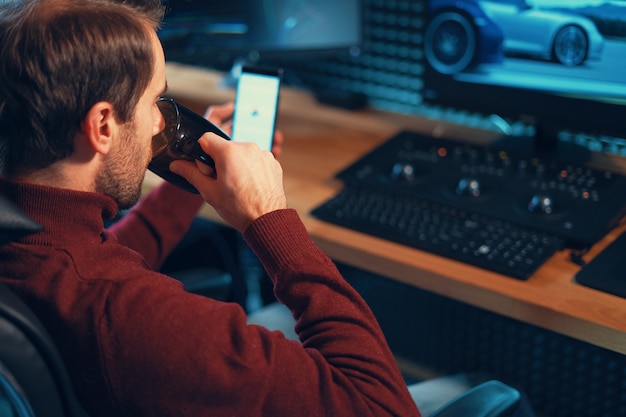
<box><xmin>311</xmin><ymin>130</ymin><xmax>626</xmax><ymax>280</ymax></box>
<box><xmin>312</xmin><ymin>186</ymin><xmax>564</xmax><ymax>279</ymax></box>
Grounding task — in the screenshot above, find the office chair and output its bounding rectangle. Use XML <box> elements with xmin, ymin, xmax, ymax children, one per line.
<box><xmin>0</xmin><ymin>281</ymin><xmax>90</xmax><ymax>417</ymax></box>
<box><xmin>0</xmin><ymin>195</ymin><xmax>88</xmax><ymax>417</ymax></box>
<box><xmin>0</xmin><ymin>194</ymin><xmax>532</xmax><ymax>417</ymax></box>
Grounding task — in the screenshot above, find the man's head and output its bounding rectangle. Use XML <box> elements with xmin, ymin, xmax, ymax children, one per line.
<box><xmin>0</xmin><ymin>0</ymin><xmax>166</xmax><ymax>207</ymax></box>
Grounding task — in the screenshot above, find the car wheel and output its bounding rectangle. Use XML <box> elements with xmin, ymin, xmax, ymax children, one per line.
<box><xmin>552</xmin><ymin>25</ymin><xmax>588</xmax><ymax>66</ymax></box>
<box><xmin>425</xmin><ymin>11</ymin><xmax>477</xmax><ymax>75</ymax></box>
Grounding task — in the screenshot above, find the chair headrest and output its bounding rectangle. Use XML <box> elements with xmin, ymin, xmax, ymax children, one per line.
<box><xmin>0</xmin><ymin>193</ymin><xmax>41</xmax><ymax>245</ymax></box>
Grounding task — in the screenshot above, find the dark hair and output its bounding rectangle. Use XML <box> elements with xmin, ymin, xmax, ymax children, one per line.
<box><xmin>0</xmin><ymin>0</ymin><xmax>165</xmax><ymax>177</ymax></box>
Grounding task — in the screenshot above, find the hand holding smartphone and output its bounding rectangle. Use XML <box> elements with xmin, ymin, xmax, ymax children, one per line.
<box><xmin>231</xmin><ymin>65</ymin><xmax>283</xmax><ymax>151</ymax></box>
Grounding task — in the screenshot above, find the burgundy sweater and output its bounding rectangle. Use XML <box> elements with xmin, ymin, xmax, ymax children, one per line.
<box><xmin>0</xmin><ymin>179</ymin><xmax>420</xmax><ymax>417</ymax></box>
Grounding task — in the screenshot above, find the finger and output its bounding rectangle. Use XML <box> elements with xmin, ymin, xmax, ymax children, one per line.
<box><xmin>169</xmin><ymin>159</ymin><xmax>215</xmax><ymax>191</ymax></box>
<box><xmin>271</xmin><ymin>130</ymin><xmax>284</xmax><ymax>158</ymax></box>
<box><xmin>195</xmin><ymin>159</ymin><xmax>215</xmax><ymax>177</ymax></box>
<box><xmin>170</xmin><ymin>157</ymin><xmax>223</xmax><ymax>206</ymax></box>
<box><xmin>169</xmin><ymin>159</ymin><xmax>197</xmax><ymax>180</ymax></box>
<box><xmin>221</xmin><ymin>120</ymin><xmax>233</xmax><ymax>136</ymax></box>
<box><xmin>203</xmin><ymin>102</ymin><xmax>235</xmax><ymax>125</ymax></box>
<box><xmin>196</xmin><ymin>132</ymin><xmax>229</xmax><ymax>159</ymax></box>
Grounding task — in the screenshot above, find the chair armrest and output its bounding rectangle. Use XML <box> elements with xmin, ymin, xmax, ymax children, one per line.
<box><xmin>429</xmin><ymin>380</ymin><xmax>523</xmax><ymax>417</ymax></box>
<box><xmin>0</xmin><ymin>194</ymin><xmax>42</xmax><ymax>244</ymax></box>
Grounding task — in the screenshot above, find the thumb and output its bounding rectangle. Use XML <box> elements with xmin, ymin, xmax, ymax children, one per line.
<box><xmin>170</xmin><ymin>159</ymin><xmax>219</xmax><ymax>201</ymax></box>
<box><xmin>197</xmin><ymin>132</ymin><xmax>229</xmax><ymax>156</ymax></box>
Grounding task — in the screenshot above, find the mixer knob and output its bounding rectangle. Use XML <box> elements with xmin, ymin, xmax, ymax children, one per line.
<box><xmin>528</xmin><ymin>194</ymin><xmax>554</xmax><ymax>215</ymax></box>
<box><xmin>390</xmin><ymin>162</ymin><xmax>416</xmax><ymax>182</ymax></box>
<box><xmin>456</xmin><ymin>177</ymin><xmax>481</xmax><ymax>197</ymax></box>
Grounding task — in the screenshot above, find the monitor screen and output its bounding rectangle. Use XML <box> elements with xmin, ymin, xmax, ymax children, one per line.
<box><xmin>158</xmin><ymin>0</ymin><xmax>362</xmax><ymax>71</ymax></box>
<box><xmin>422</xmin><ymin>0</ymin><xmax>626</xmax><ymax>162</ymax></box>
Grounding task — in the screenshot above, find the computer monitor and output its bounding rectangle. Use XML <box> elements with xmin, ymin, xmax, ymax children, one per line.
<box><xmin>158</xmin><ymin>0</ymin><xmax>362</xmax><ymax>77</ymax></box>
<box><xmin>422</xmin><ymin>0</ymin><xmax>626</xmax><ymax>164</ymax></box>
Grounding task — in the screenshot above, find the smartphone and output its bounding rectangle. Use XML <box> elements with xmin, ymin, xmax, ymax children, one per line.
<box><xmin>231</xmin><ymin>65</ymin><xmax>283</xmax><ymax>151</ymax></box>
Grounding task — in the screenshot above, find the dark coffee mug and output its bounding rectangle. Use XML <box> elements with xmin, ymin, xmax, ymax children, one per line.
<box><xmin>148</xmin><ymin>97</ymin><xmax>231</xmax><ymax>193</ymax></box>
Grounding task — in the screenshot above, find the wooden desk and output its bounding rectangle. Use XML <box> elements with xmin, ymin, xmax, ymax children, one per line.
<box><xmin>155</xmin><ymin>63</ymin><xmax>626</xmax><ymax>355</ymax></box>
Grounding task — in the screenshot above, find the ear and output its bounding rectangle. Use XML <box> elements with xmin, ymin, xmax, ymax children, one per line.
<box><xmin>80</xmin><ymin>102</ymin><xmax>118</xmax><ymax>155</ymax></box>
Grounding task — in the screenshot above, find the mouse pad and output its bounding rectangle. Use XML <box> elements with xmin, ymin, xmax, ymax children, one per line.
<box><xmin>575</xmin><ymin>232</ymin><xmax>626</xmax><ymax>299</ymax></box>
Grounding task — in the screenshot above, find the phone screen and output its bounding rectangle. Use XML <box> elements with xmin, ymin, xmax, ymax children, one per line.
<box><xmin>231</xmin><ymin>66</ymin><xmax>282</xmax><ymax>151</ymax></box>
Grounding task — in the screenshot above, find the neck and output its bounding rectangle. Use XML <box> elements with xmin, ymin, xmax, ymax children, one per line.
<box><xmin>14</xmin><ymin>156</ymin><xmax>99</xmax><ymax>193</ymax></box>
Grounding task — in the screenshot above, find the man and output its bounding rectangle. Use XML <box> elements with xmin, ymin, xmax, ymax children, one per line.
<box><xmin>0</xmin><ymin>0</ymin><xmax>421</xmax><ymax>416</ymax></box>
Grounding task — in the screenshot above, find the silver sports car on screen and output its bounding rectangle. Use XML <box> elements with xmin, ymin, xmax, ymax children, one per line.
<box><xmin>478</xmin><ymin>0</ymin><xmax>604</xmax><ymax>66</ymax></box>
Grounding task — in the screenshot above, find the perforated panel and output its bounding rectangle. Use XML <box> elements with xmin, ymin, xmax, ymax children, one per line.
<box><xmin>284</xmin><ymin>0</ymin><xmax>425</xmax><ymax>114</ymax></box>
<box><xmin>339</xmin><ymin>263</ymin><xmax>626</xmax><ymax>417</ymax></box>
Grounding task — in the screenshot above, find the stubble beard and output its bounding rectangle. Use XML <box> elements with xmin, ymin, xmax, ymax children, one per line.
<box><xmin>95</xmin><ymin>121</ymin><xmax>151</xmax><ymax>210</ymax></box>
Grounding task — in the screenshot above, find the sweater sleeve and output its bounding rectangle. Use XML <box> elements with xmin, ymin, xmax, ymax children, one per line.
<box><xmin>107</xmin><ymin>181</ymin><xmax>204</xmax><ymax>269</ymax></box>
<box><xmin>102</xmin><ymin>209</ymin><xmax>421</xmax><ymax>417</ymax></box>
<box><xmin>242</xmin><ymin>209</ymin><xmax>422</xmax><ymax>417</ymax></box>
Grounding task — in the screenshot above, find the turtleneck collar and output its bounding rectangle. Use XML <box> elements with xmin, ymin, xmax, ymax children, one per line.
<box><xmin>0</xmin><ymin>178</ymin><xmax>119</xmax><ymax>247</ymax></box>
